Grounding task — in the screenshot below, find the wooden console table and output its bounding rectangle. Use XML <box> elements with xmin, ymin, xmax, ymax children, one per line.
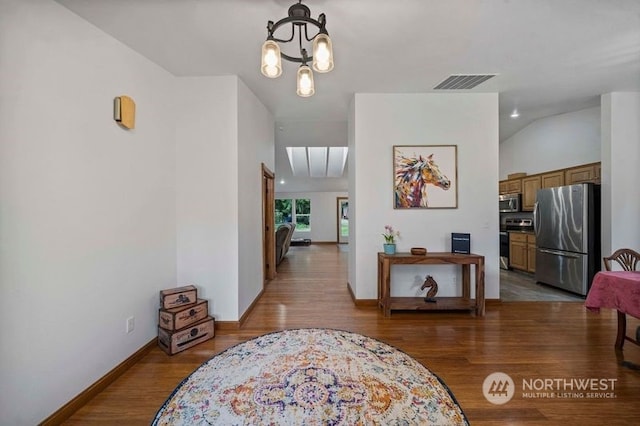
<box><xmin>377</xmin><ymin>252</ymin><xmax>485</xmax><ymax>317</ymax></box>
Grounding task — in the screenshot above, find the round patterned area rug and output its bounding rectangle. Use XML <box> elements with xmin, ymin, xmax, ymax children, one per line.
<box><xmin>153</xmin><ymin>328</ymin><xmax>468</xmax><ymax>425</ymax></box>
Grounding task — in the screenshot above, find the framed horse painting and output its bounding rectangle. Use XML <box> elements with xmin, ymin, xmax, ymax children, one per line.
<box><xmin>393</xmin><ymin>145</ymin><xmax>458</xmax><ymax>209</ymax></box>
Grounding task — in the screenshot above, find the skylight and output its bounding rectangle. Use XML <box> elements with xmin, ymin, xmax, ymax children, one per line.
<box><xmin>286</xmin><ymin>146</ymin><xmax>348</xmax><ymax>177</ymax></box>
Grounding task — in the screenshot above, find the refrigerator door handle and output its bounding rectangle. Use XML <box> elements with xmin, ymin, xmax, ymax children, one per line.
<box><xmin>538</xmin><ymin>248</ymin><xmax>581</xmax><ymax>259</ymax></box>
<box><xmin>533</xmin><ymin>201</ymin><xmax>539</xmax><ymax>236</ymax></box>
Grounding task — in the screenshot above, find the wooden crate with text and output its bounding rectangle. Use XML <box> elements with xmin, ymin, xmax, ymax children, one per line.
<box><xmin>159</xmin><ymin>299</ymin><xmax>209</xmax><ymax>331</ymax></box>
<box><xmin>157</xmin><ymin>316</ymin><xmax>215</xmax><ymax>355</ymax></box>
<box><xmin>159</xmin><ymin>285</ymin><xmax>198</xmax><ymax>309</ymax></box>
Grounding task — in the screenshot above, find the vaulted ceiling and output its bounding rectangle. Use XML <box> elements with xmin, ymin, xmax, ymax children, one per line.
<box><xmin>56</xmin><ymin>0</ymin><xmax>640</xmax><ymax>191</ymax></box>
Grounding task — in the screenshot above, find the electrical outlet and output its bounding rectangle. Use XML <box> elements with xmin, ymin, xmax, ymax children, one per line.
<box><xmin>126</xmin><ymin>316</ymin><xmax>135</xmax><ymax>334</ymax></box>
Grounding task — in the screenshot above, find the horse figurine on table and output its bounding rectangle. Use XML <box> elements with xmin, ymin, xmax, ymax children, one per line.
<box><xmin>421</xmin><ymin>275</ymin><xmax>438</xmax><ymax>303</ymax></box>
<box><xmin>394</xmin><ymin>154</ymin><xmax>451</xmax><ymax>208</ymax></box>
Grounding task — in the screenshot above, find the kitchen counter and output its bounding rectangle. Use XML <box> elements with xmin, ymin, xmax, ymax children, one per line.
<box><xmin>500</xmin><ymin>225</ymin><xmax>534</xmax><ymax>234</ymax></box>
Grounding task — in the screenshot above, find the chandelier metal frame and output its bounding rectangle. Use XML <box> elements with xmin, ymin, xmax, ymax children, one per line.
<box><xmin>265</xmin><ymin>1</ymin><xmax>327</xmax><ymax>65</ymax></box>
<box><xmin>260</xmin><ymin>1</ymin><xmax>334</xmax><ymax>97</ymax></box>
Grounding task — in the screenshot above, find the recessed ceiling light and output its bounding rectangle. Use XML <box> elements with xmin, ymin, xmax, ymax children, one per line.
<box><xmin>510</xmin><ymin>109</ymin><xmax>520</xmax><ymax>118</ymax></box>
<box><xmin>280</xmin><ymin>179</ymin><xmax>285</xmax><ymax>184</ymax></box>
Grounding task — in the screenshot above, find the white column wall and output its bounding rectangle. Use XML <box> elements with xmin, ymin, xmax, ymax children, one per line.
<box><xmin>237</xmin><ymin>80</ymin><xmax>275</xmax><ymax>316</ymax></box>
<box><xmin>175</xmin><ymin>77</ymin><xmax>274</xmax><ymax>321</ymax></box>
<box><xmin>175</xmin><ymin>76</ymin><xmax>239</xmax><ymax>321</ymax></box>
<box><xmin>348</xmin><ymin>100</ymin><xmax>358</xmax><ymax>292</ymax></box>
<box><xmin>350</xmin><ymin>93</ymin><xmax>500</xmax><ymax>300</ymax></box>
<box><xmin>601</xmin><ymin>93</ymin><xmax>640</xmax><ymax>257</ymax></box>
<box><xmin>0</xmin><ymin>1</ymin><xmax>176</xmax><ymax>424</ymax></box>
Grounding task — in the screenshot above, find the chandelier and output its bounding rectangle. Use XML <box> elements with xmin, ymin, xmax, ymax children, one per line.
<box><xmin>260</xmin><ymin>1</ymin><xmax>334</xmax><ymax>97</ymax></box>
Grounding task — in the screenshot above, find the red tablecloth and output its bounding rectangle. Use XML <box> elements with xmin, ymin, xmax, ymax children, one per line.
<box><xmin>585</xmin><ymin>271</ymin><xmax>640</xmax><ymax>318</ymax></box>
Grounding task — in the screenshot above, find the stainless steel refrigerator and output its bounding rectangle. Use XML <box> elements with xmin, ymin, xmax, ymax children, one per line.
<box><xmin>534</xmin><ymin>183</ymin><xmax>600</xmax><ymax>295</ymax></box>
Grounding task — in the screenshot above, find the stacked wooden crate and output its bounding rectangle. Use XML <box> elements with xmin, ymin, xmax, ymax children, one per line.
<box><xmin>157</xmin><ymin>285</ymin><xmax>214</xmax><ymax>355</ymax></box>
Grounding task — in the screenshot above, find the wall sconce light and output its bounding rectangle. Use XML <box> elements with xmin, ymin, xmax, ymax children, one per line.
<box><xmin>114</xmin><ymin>95</ymin><xmax>135</xmax><ymax>129</ymax></box>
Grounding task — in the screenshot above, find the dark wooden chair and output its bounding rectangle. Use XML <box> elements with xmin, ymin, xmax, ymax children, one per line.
<box><xmin>602</xmin><ymin>248</ymin><xmax>640</xmax><ymax>350</ymax></box>
<box><xmin>603</xmin><ymin>248</ymin><xmax>640</xmax><ymax>272</ymax></box>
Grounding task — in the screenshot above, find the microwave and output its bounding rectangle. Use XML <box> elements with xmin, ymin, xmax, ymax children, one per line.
<box><xmin>499</xmin><ymin>193</ymin><xmax>521</xmax><ymax>212</ymax></box>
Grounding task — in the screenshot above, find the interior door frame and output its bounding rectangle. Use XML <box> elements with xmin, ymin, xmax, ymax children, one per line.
<box><xmin>336</xmin><ymin>196</ymin><xmax>348</xmax><ymax>244</ymax></box>
<box><xmin>262</xmin><ymin>164</ymin><xmax>276</xmax><ymax>281</ymax></box>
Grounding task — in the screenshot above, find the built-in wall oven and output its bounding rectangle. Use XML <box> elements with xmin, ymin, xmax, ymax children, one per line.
<box><xmin>499</xmin><ymin>193</ymin><xmax>521</xmax><ymax>213</ymax></box>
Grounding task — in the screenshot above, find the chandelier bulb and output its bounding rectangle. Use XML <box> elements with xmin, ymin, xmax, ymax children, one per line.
<box><xmin>312</xmin><ymin>34</ymin><xmax>334</xmax><ymax>73</ymax></box>
<box><xmin>261</xmin><ymin>40</ymin><xmax>282</xmax><ymax>78</ymax></box>
<box><xmin>296</xmin><ymin>65</ymin><xmax>315</xmax><ymax>97</ymax></box>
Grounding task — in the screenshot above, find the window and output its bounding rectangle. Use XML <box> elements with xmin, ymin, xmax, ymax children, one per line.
<box><xmin>275</xmin><ymin>198</ymin><xmax>311</xmax><ymax>231</ymax></box>
<box><xmin>294</xmin><ymin>199</ymin><xmax>310</xmax><ymax>231</ymax></box>
<box><xmin>275</xmin><ymin>199</ymin><xmax>292</xmax><ymax>226</ymax></box>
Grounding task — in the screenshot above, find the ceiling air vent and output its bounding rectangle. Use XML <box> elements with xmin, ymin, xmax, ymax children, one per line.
<box><xmin>434</xmin><ymin>74</ymin><xmax>496</xmax><ymax>90</ymax></box>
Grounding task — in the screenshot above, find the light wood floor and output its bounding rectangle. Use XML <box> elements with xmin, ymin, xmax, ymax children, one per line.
<box><xmin>65</xmin><ymin>244</ymin><xmax>640</xmax><ymax>425</ymax></box>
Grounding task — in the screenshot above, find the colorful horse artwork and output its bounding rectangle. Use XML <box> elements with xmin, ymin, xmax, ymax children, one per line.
<box><xmin>394</xmin><ymin>153</ymin><xmax>451</xmax><ymax>208</ymax></box>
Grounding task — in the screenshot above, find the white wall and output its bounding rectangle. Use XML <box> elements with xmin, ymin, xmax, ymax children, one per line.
<box><xmin>601</xmin><ymin>93</ymin><xmax>640</xmax><ymax>257</ymax></box>
<box><xmin>275</xmin><ymin>191</ymin><xmax>348</xmax><ymax>242</ymax></box>
<box><xmin>175</xmin><ymin>76</ymin><xmax>239</xmax><ymax>321</ymax></box>
<box><xmin>175</xmin><ymin>76</ymin><xmax>274</xmax><ymax>322</ymax></box>
<box><xmin>350</xmin><ymin>93</ymin><xmax>500</xmax><ymax>300</ymax></box>
<box><xmin>499</xmin><ymin>107</ymin><xmax>601</xmax><ymax>179</ymax></box>
<box><xmin>348</xmin><ymin>100</ymin><xmax>358</xmax><ymax>291</ymax></box>
<box><xmin>0</xmin><ymin>1</ymin><xmax>176</xmax><ymax>424</ymax></box>
<box><xmin>237</xmin><ymin>80</ymin><xmax>275</xmax><ymax>316</ymax></box>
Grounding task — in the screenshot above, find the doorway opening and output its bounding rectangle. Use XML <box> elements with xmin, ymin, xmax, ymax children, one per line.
<box><xmin>337</xmin><ymin>197</ymin><xmax>348</xmax><ymax>244</ymax></box>
<box><xmin>262</xmin><ymin>164</ymin><xmax>276</xmax><ymax>281</ymax></box>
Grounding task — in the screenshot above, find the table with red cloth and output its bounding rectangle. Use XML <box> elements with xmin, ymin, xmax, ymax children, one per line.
<box><xmin>585</xmin><ymin>270</ymin><xmax>640</xmax><ymax>349</ymax></box>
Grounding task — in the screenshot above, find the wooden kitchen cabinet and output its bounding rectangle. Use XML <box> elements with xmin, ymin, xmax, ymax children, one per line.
<box><xmin>509</xmin><ymin>233</ymin><xmax>528</xmax><ymax>270</ymax></box>
<box><xmin>521</xmin><ymin>176</ymin><xmax>541</xmax><ymax>211</ymax></box>
<box><xmin>565</xmin><ymin>164</ymin><xmax>596</xmax><ymax>185</ymax></box>
<box><xmin>541</xmin><ymin>171</ymin><xmax>564</xmax><ymax>188</ymax></box>
<box><xmin>499</xmin><ymin>179</ymin><xmax>522</xmax><ymax>194</ymax></box>
<box><xmin>526</xmin><ymin>234</ymin><xmax>536</xmax><ymax>273</ymax></box>
<box><xmin>498</xmin><ymin>162</ymin><xmax>601</xmax><ymax>198</ymax></box>
<box><xmin>509</xmin><ymin>232</ymin><xmax>536</xmax><ymax>273</ymax></box>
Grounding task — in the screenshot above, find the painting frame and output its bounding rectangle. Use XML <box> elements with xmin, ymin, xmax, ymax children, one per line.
<box><xmin>393</xmin><ymin>145</ymin><xmax>458</xmax><ymax>209</ymax></box>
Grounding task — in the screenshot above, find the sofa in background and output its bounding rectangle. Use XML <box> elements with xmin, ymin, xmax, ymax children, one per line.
<box><xmin>275</xmin><ymin>223</ymin><xmax>296</xmax><ymax>266</ymax></box>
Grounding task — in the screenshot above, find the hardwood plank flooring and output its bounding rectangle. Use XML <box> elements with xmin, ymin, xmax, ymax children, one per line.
<box><xmin>64</xmin><ymin>244</ymin><xmax>640</xmax><ymax>425</ymax></box>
